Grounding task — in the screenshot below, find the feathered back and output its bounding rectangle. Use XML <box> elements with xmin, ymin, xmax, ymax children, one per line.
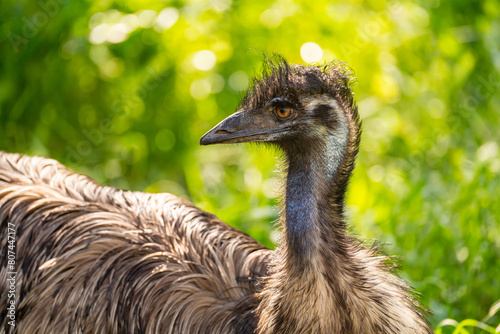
<box><xmin>0</xmin><ymin>152</ymin><xmax>270</xmax><ymax>333</ymax></box>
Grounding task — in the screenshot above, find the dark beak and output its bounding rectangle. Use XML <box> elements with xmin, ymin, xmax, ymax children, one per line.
<box><xmin>200</xmin><ymin>110</ymin><xmax>288</xmax><ymax>145</ymax></box>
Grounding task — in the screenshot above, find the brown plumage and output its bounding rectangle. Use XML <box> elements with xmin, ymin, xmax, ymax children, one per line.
<box><xmin>0</xmin><ymin>153</ymin><xmax>269</xmax><ymax>333</ymax></box>
<box><xmin>0</xmin><ymin>57</ymin><xmax>431</xmax><ymax>333</ymax></box>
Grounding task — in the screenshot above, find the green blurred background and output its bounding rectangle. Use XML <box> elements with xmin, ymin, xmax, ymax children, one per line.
<box><xmin>1</xmin><ymin>0</ymin><xmax>499</xmax><ymax>330</ymax></box>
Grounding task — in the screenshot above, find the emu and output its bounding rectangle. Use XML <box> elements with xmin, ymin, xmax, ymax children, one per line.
<box><xmin>0</xmin><ymin>58</ymin><xmax>430</xmax><ymax>333</ymax></box>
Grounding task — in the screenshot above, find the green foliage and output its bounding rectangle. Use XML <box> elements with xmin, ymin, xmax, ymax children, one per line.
<box><xmin>1</xmin><ymin>0</ymin><xmax>499</xmax><ymax>329</ymax></box>
<box><xmin>435</xmin><ymin>299</ymin><xmax>500</xmax><ymax>333</ymax></box>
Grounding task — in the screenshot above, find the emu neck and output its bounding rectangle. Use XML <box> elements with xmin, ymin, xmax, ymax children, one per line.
<box><xmin>284</xmin><ymin>129</ymin><xmax>348</xmax><ymax>266</ymax></box>
<box><xmin>284</xmin><ymin>161</ymin><xmax>316</xmax><ymax>259</ymax></box>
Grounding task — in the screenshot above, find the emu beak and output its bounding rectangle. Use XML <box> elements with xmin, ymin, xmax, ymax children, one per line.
<box><xmin>200</xmin><ymin>110</ymin><xmax>287</xmax><ymax>145</ymax></box>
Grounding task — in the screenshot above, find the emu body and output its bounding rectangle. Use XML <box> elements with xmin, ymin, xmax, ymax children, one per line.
<box><xmin>0</xmin><ymin>154</ymin><xmax>267</xmax><ymax>333</ymax></box>
<box><xmin>0</xmin><ymin>59</ymin><xmax>430</xmax><ymax>333</ymax></box>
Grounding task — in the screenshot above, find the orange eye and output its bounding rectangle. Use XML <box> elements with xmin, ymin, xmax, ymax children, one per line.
<box><xmin>276</xmin><ymin>107</ymin><xmax>292</xmax><ymax>118</ymax></box>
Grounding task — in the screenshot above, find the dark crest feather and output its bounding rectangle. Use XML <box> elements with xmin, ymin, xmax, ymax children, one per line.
<box><xmin>241</xmin><ymin>54</ymin><xmax>357</xmax><ymax>112</ymax></box>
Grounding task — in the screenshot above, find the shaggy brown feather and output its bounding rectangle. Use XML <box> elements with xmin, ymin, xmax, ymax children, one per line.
<box><xmin>0</xmin><ymin>152</ymin><xmax>269</xmax><ymax>333</ymax></box>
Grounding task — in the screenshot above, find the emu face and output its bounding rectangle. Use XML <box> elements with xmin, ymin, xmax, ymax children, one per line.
<box><xmin>200</xmin><ymin>94</ymin><xmax>343</xmax><ymax>147</ymax></box>
<box><xmin>200</xmin><ymin>63</ymin><xmax>347</xmax><ymax>149</ymax></box>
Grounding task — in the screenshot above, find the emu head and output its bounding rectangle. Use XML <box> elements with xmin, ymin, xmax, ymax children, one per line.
<box><xmin>200</xmin><ymin>57</ymin><xmax>358</xmax><ymax>158</ymax></box>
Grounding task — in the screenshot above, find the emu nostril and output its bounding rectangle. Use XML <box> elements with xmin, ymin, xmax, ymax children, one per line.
<box><xmin>216</xmin><ymin>129</ymin><xmax>233</xmax><ymax>135</ymax></box>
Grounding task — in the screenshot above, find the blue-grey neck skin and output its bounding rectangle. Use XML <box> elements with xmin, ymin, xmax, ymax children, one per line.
<box><xmin>283</xmin><ymin>100</ymin><xmax>350</xmax><ymax>265</ymax></box>
<box><xmin>285</xmin><ymin>160</ymin><xmax>316</xmax><ymax>258</ymax></box>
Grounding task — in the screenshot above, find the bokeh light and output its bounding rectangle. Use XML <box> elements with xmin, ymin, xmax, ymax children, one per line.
<box><xmin>192</xmin><ymin>50</ymin><xmax>217</xmax><ymax>71</ymax></box>
<box><xmin>300</xmin><ymin>42</ymin><xmax>323</xmax><ymax>63</ymax></box>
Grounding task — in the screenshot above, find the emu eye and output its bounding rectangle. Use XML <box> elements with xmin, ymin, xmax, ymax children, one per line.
<box><xmin>275</xmin><ymin>107</ymin><xmax>292</xmax><ymax>118</ymax></box>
